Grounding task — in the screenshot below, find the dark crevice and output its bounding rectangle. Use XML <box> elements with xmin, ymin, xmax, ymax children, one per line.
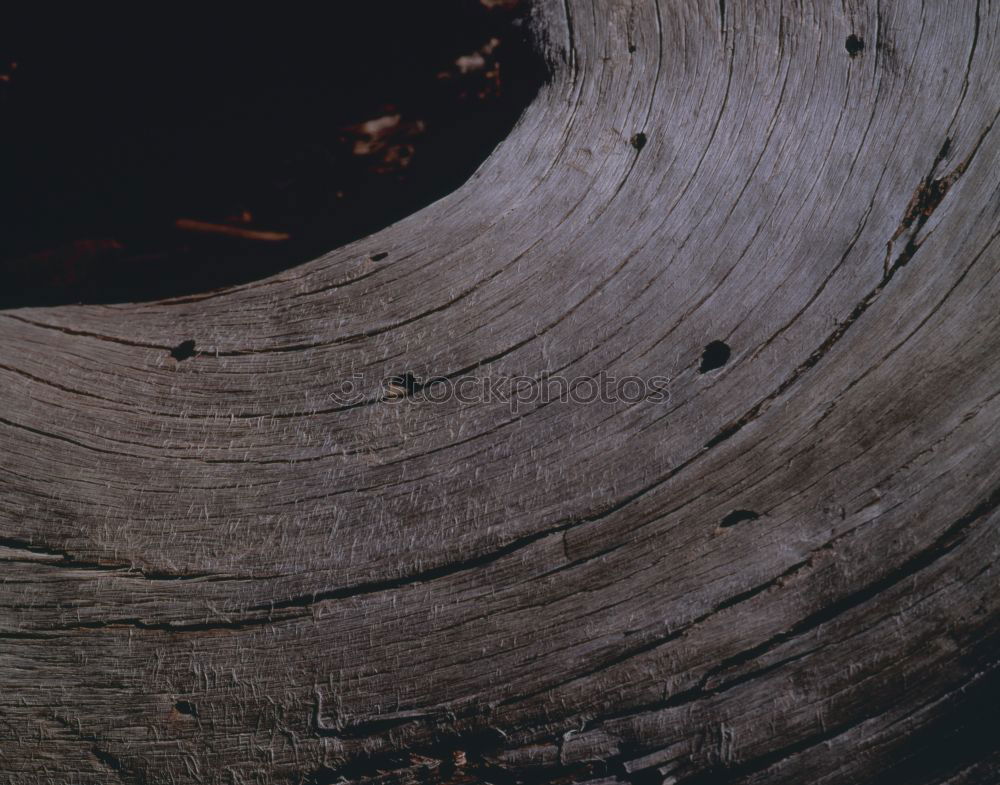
<box><xmin>719</xmin><ymin>509</ymin><xmax>760</xmax><ymax>528</ymax></box>
<box><xmin>630</xmin><ymin>132</ymin><xmax>647</xmax><ymax>151</ymax></box>
<box><xmin>622</xmin><ymin>762</ymin><xmax>671</xmax><ymax>785</ymax></box>
<box><xmin>304</xmin><ymin>753</ymin><xmax>414</xmax><ymax>785</ymax></box>
<box><xmin>173</xmin><ymin>700</ymin><xmax>198</xmax><ymax>718</ymax></box>
<box><xmin>0</xmin><ymin>535</ymin><xmax>68</xmax><ymax>559</ymax></box>
<box><xmin>703</xmin><ymin>422</ymin><xmax>742</xmax><ymax>449</ymax></box>
<box><xmin>169</xmin><ymin>339</ymin><xmax>197</xmax><ymax>361</ymax></box>
<box><xmin>312</xmin><ymin>690</ymin><xmax>440</xmax><ymax>739</ymax></box>
<box><xmin>699</xmin><ymin>340</ymin><xmax>731</xmax><ymax>373</ymax></box>
<box><xmin>0</xmin><ymin>535</ymin><xmax>236</xmax><ymax>581</ymax></box>
<box><xmin>0</xmin><ymin>630</ymin><xmax>62</xmax><ymax>640</ymax></box>
<box><xmin>846</xmin><ymin>34</ymin><xmax>865</xmax><ymax>57</ymax></box>
<box><xmin>884</xmin><ymin>137</ymin><xmax>962</xmax><ymax>275</ymax></box>
<box><xmin>249</xmin><ymin>522</ymin><xmax>579</xmax><ymax>616</ymax></box>
<box><xmin>318</xmin><ymin>714</ymin><xmax>430</xmax><ymax>740</ymax></box>
<box><xmin>91</xmin><ymin>747</ymin><xmax>133</xmax><ymax>783</ymax></box>
<box><xmin>384</xmin><ymin>370</ymin><xmax>424</xmax><ymax>398</ymax></box>
<box><xmin>57</xmin><ymin>615</ymin><xmax>297</xmax><ymax>634</ymax></box>
<box><xmin>303</xmin><ymin>729</ymin><xmax>512</xmax><ymax>784</ymax></box>
<box><xmin>49</xmin><ymin>714</ymin><xmax>137</xmax><ymax>783</ymax></box>
<box><xmin>302</xmin><ymin>735</ymin><xmax>606</xmax><ymax>785</ymax></box>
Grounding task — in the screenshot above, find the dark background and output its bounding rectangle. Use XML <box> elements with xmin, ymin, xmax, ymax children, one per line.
<box><xmin>0</xmin><ymin>3</ymin><xmax>544</xmax><ymax>306</ymax></box>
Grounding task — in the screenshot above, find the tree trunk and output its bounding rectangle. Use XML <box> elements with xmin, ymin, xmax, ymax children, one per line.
<box><xmin>2</xmin><ymin>1</ymin><xmax>999</xmax><ymax>783</ymax></box>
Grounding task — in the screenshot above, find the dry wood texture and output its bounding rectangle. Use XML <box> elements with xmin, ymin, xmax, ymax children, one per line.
<box><xmin>2</xmin><ymin>1</ymin><xmax>1000</xmax><ymax>783</ymax></box>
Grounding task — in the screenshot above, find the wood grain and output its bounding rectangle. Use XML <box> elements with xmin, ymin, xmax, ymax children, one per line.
<box><xmin>2</xmin><ymin>1</ymin><xmax>999</xmax><ymax>783</ymax></box>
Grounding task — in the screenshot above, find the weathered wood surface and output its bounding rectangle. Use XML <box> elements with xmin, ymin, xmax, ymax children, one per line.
<box><xmin>2</xmin><ymin>1</ymin><xmax>999</xmax><ymax>783</ymax></box>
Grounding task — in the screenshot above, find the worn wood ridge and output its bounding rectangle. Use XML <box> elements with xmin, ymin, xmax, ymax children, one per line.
<box><xmin>2</xmin><ymin>1</ymin><xmax>999</xmax><ymax>783</ymax></box>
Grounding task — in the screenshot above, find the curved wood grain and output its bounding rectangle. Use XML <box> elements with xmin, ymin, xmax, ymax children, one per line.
<box><xmin>2</xmin><ymin>1</ymin><xmax>999</xmax><ymax>783</ymax></box>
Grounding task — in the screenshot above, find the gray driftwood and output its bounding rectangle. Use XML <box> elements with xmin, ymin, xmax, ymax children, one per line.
<box><xmin>2</xmin><ymin>1</ymin><xmax>999</xmax><ymax>783</ymax></box>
